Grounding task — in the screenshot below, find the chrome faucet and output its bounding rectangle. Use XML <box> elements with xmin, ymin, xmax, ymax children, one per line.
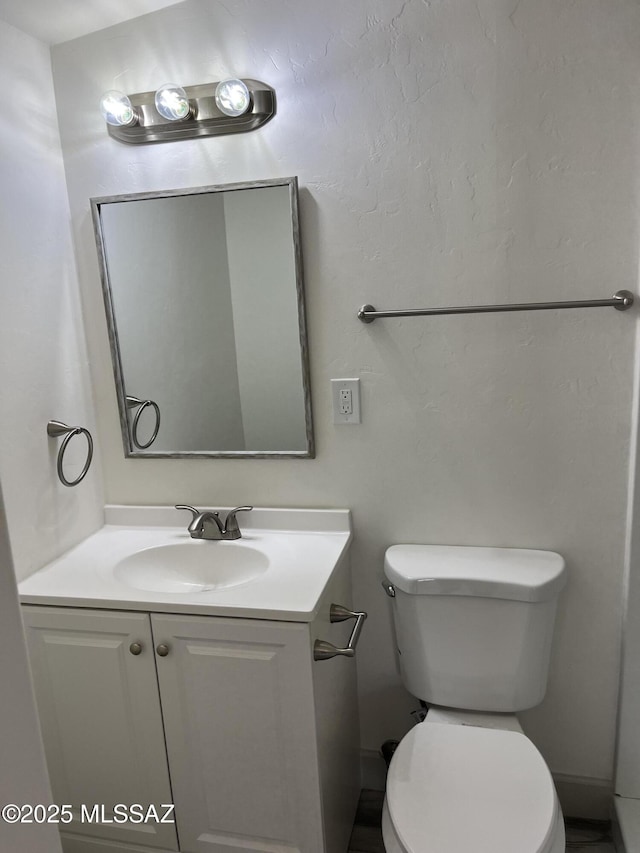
<box><xmin>175</xmin><ymin>505</ymin><xmax>253</xmax><ymax>540</ymax></box>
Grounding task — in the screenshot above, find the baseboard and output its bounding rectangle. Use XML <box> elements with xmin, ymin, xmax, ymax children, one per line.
<box><xmin>360</xmin><ymin>748</ymin><xmax>387</xmax><ymax>792</ymax></box>
<box><xmin>551</xmin><ymin>773</ymin><xmax>613</xmax><ymax>820</ymax></box>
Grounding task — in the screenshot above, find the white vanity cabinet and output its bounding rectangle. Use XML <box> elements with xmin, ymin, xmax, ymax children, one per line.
<box><xmin>22</xmin><ymin>589</ymin><xmax>360</xmax><ymax>853</ymax></box>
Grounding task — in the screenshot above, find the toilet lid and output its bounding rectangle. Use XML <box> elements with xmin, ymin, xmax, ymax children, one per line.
<box><xmin>386</xmin><ymin>723</ymin><xmax>558</xmax><ymax>853</ymax></box>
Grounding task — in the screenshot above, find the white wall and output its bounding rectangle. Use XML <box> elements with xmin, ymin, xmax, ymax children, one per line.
<box><xmin>0</xmin><ymin>18</ymin><xmax>103</xmax><ymax>581</ymax></box>
<box><xmin>615</xmin><ymin>319</ymin><xmax>640</xmax><ymax>798</ymax></box>
<box><xmin>49</xmin><ymin>0</ymin><xmax>640</xmax><ymax>800</ymax></box>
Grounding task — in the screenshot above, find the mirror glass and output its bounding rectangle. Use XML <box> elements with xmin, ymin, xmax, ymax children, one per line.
<box><xmin>91</xmin><ymin>178</ymin><xmax>313</xmax><ymax>457</ymax></box>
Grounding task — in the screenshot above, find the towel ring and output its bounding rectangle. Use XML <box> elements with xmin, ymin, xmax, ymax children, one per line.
<box><xmin>126</xmin><ymin>396</ymin><xmax>161</xmax><ymax>449</ymax></box>
<box><xmin>47</xmin><ymin>420</ymin><xmax>94</xmax><ymax>487</ymax></box>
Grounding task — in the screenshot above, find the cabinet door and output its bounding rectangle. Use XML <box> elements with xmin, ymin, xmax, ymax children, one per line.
<box><xmin>23</xmin><ymin>606</ymin><xmax>178</xmax><ymax>851</ymax></box>
<box><xmin>151</xmin><ymin>614</ymin><xmax>324</xmax><ymax>853</ymax></box>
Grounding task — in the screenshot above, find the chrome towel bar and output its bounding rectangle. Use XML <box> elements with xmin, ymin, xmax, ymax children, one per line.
<box><xmin>47</xmin><ymin>420</ymin><xmax>94</xmax><ymax>487</ymax></box>
<box><xmin>357</xmin><ymin>289</ymin><xmax>634</xmax><ymax>323</ymax></box>
<box><xmin>314</xmin><ymin>604</ymin><xmax>367</xmax><ymax>662</ymax></box>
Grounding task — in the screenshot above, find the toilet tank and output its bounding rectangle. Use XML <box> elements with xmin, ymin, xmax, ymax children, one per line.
<box><xmin>384</xmin><ymin>545</ymin><xmax>566</xmax><ymax>712</ymax></box>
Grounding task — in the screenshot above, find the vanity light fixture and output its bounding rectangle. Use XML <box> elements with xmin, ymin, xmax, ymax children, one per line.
<box><xmin>99</xmin><ymin>77</ymin><xmax>275</xmax><ymax>144</ymax></box>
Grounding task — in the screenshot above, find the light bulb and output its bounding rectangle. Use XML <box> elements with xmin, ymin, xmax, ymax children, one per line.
<box><xmin>215</xmin><ymin>79</ymin><xmax>251</xmax><ymax>117</ymax></box>
<box><xmin>154</xmin><ymin>83</ymin><xmax>190</xmax><ymax>121</ymax></box>
<box><xmin>100</xmin><ymin>90</ymin><xmax>137</xmax><ymax>127</ymax></box>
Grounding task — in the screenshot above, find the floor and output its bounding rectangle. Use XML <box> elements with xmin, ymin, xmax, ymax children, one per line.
<box><xmin>348</xmin><ymin>790</ymin><xmax>617</xmax><ymax>853</ymax></box>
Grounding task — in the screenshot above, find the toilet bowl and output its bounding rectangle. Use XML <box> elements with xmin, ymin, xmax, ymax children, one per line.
<box><xmin>382</xmin><ymin>716</ymin><xmax>565</xmax><ymax>853</ymax></box>
<box><xmin>382</xmin><ymin>544</ymin><xmax>567</xmax><ymax>853</ymax></box>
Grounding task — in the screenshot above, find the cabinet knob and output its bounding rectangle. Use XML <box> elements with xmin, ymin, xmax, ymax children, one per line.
<box><xmin>129</xmin><ymin>642</ymin><xmax>143</xmax><ymax>656</ymax></box>
<box><xmin>156</xmin><ymin>643</ymin><xmax>170</xmax><ymax>657</ymax></box>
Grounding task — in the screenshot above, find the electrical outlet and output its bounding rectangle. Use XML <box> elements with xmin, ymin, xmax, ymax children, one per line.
<box><xmin>332</xmin><ymin>378</ymin><xmax>361</xmax><ymax>424</ymax></box>
<box><xmin>339</xmin><ymin>389</ymin><xmax>353</xmax><ymax>414</ymax></box>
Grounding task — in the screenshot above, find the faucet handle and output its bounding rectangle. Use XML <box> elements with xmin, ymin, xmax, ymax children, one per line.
<box><xmin>223</xmin><ymin>506</ymin><xmax>253</xmax><ymax>536</ymax></box>
<box><xmin>175</xmin><ymin>505</ymin><xmax>201</xmax><ymax>521</ymax></box>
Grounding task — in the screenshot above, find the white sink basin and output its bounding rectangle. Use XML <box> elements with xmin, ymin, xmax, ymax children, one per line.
<box><xmin>113</xmin><ymin>542</ymin><xmax>269</xmax><ymax>593</ymax></box>
<box><xmin>18</xmin><ymin>506</ymin><xmax>352</xmax><ymax>622</ymax></box>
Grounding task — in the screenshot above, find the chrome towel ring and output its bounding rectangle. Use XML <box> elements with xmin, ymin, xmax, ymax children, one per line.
<box><xmin>126</xmin><ymin>396</ymin><xmax>161</xmax><ymax>449</ymax></box>
<box><xmin>47</xmin><ymin>420</ymin><xmax>94</xmax><ymax>487</ymax></box>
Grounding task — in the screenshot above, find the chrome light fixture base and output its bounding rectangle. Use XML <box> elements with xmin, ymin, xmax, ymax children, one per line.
<box><xmin>105</xmin><ymin>79</ymin><xmax>275</xmax><ymax>144</ymax></box>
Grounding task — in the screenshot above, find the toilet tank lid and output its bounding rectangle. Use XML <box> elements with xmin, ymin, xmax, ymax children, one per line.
<box><xmin>384</xmin><ymin>544</ymin><xmax>566</xmax><ymax>602</ymax></box>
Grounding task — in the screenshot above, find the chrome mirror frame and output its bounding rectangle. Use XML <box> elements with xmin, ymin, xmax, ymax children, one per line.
<box><xmin>90</xmin><ymin>177</ymin><xmax>314</xmax><ymax>459</ymax></box>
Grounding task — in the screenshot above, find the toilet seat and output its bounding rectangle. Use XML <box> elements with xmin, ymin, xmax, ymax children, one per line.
<box><xmin>384</xmin><ymin>722</ymin><xmax>561</xmax><ymax>853</ymax></box>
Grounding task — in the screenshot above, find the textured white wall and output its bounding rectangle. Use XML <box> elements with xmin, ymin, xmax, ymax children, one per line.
<box><xmin>0</xmin><ymin>18</ymin><xmax>103</xmax><ymax>581</ymax></box>
<box><xmin>50</xmin><ymin>0</ymin><xmax>640</xmax><ymax>791</ymax></box>
<box><xmin>615</xmin><ymin>323</ymin><xmax>640</xmax><ymax>798</ymax></box>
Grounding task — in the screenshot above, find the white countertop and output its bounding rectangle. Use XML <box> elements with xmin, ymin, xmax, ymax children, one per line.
<box><xmin>19</xmin><ymin>506</ymin><xmax>352</xmax><ymax>622</ymax></box>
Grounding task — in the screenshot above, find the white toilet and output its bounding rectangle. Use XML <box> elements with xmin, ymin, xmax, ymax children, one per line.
<box><xmin>382</xmin><ymin>544</ymin><xmax>567</xmax><ymax>853</ymax></box>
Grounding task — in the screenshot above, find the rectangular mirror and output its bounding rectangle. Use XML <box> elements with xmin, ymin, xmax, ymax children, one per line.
<box><xmin>91</xmin><ymin>177</ymin><xmax>314</xmax><ymax>458</ymax></box>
